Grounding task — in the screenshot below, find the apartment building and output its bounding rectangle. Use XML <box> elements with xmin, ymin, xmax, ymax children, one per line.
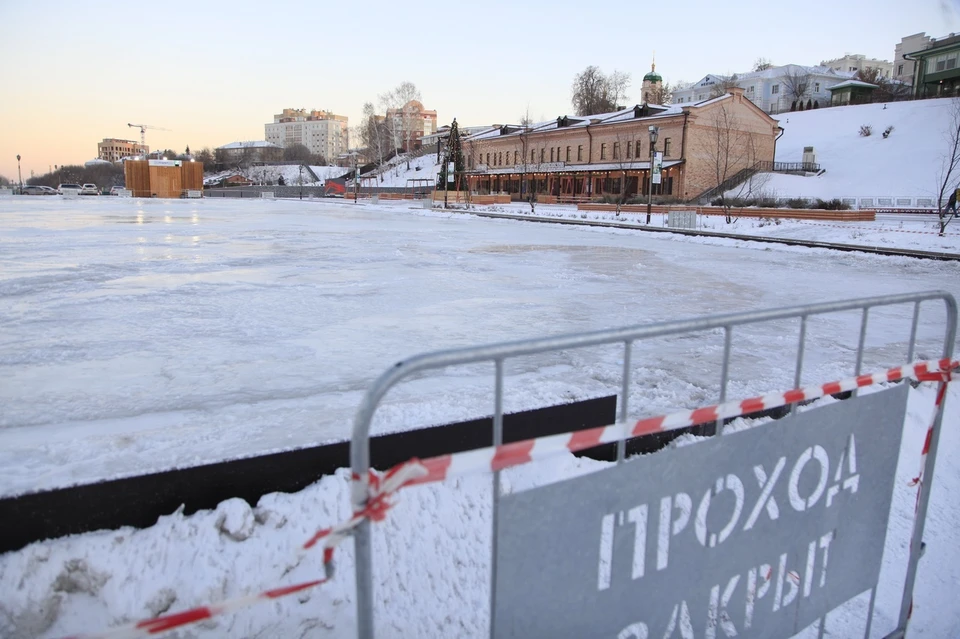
<box><xmin>265</xmin><ymin>109</ymin><xmax>348</xmax><ymax>161</ymax></box>
<box><xmin>821</xmin><ymin>54</ymin><xmax>892</xmax><ymax>79</ymax></box>
<box><xmin>894</xmin><ymin>33</ymin><xmax>934</xmax><ymax>84</ymax></box>
<box><xmin>672</xmin><ymin>65</ymin><xmax>854</xmax><ymax>113</ymax></box>
<box><xmin>98</xmin><ymin>138</ymin><xmax>148</xmax><ymax>162</ymax></box>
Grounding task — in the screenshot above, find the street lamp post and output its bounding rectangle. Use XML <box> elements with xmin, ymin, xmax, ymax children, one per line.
<box><xmin>16</xmin><ymin>155</ymin><xmax>22</xmax><ymax>193</ymax></box>
<box><xmin>299</xmin><ymin>165</ymin><xmax>304</xmax><ymax>200</ymax></box>
<box><xmin>646</xmin><ymin>125</ymin><xmax>659</xmax><ymax>224</ymax></box>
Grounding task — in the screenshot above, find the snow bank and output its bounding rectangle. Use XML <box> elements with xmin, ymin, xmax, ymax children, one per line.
<box><xmin>2</xmin><ymin>383</ymin><xmax>958</xmax><ymax>638</ymax></box>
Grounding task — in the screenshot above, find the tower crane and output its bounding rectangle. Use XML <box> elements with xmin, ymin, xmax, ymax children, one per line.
<box><xmin>127</xmin><ymin>123</ymin><xmax>170</xmax><ymax>158</ymax></box>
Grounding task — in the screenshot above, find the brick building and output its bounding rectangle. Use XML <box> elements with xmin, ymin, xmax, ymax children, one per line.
<box><xmin>463</xmin><ymin>88</ymin><xmax>778</xmax><ymax>203</ymax></box>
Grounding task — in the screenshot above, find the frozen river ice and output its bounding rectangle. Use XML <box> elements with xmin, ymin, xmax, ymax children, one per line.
<box><xmin>1</xmin><ymin>197</ymin><xmax>958</xmax><ymax>495</ymax></box>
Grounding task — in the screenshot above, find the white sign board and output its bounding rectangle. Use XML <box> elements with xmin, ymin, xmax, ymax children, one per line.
<box><xmin>447</xmin><ymin>162</ymin><xmax>455</xmax><ymax>183</ymax></box>
<box><xmin>494</xmin><ymin>385</ymin><xmax>908</xmax><ymax>639</ymax></box>
<box><xmin>652</xmin><ymin>152</ymin><xmax>663</xmax><ymax>184</ymax></box>
<box><xmin>148</xmin><ymin>159</ymin><xmax>182</xmax><ymax>167</ymax></box>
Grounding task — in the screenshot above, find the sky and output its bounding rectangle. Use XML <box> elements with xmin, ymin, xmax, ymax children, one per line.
<box><xmin>1</xmin><ymin>0</ymin><xmax>958</xmax><ymax>181</ymax></box>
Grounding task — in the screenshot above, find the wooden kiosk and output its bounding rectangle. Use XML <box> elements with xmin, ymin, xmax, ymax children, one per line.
<box><xmin>123</xmin><ymin>159</ymin><xmax>203</xmax><ymax>198</ymax></box>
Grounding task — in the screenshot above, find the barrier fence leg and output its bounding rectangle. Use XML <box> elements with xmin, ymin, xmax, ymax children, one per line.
<box><xmin>355</xmin><ymin>519</ymin><xmax>375</xmax><ymax>639</ymax></box>
<box><xmin>489</xmin><ymin>359</ymin><xmax>505</xmax><ymax>639</ymax></box>
<box><xmin>864</xmin><ymin>587</ymin><xmax>877</xmax><ymax>638</ymax></box>
<box><xmin>617</xmin><ymin>340</ymin><xmax>632</xmax><ymax>463</ymax></box>
<box><xmin>853</xmin><ymin>308</ymin><xmax>869</xmax><ymax>399</ymax></box>
<box><xmin>714</xmin><ymin>326</ymin><xmax>732</xmax><ymax>437</ymax></box>
<box><xmin>790</xmin><ymin>316</ymin><xmax>808</xmax><ymax>416</ymax></box>
<box><xmin>897</xmin><ymin>377</ymin><xmax>951</xmax><ymax>635</ymax></box>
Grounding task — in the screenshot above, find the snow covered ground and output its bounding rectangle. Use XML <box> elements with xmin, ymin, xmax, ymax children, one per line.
<box><xmin>1</xmin><ymin>196</ymin><xmax>959</xmax><ymax>638</ymax></box>
<box><xmin>741</xmin><ymin>98</ymin><xmax>957</xmax><ymax>201</ymax></box>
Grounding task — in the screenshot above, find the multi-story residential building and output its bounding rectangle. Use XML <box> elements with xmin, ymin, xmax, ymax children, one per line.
<box><xmin>98</xmin><ymin>138</ymin><xmax>148</xmax><ymax>162</ymax></box>
<box><xmin>820</xmin><ymin>54</ymin><xmax>892</xmax><ymax>79</ymax></box>
<box><xmin>903</xmin><ymin>33</ymin><xmax>960</xmax><ymax>98</ymax></box>
<box><xmin>671</xmin><ymin>65</ymin><xmax>854</xmax><ymax>113</ymax></box>
<box><xmin>216</xmin><ymin>141</ymin><xmax>284</xmax><ymax>166</ymax></box>
<box><xmin>894</xmin><ymin>33</ymin><xmax>934</xmax><ymax>85</ymax></box>
<box><xmin>264</xmin><ymin>109</ymin><xmax>348</xmax><ymax>161</ymax></box>
<box><xmin>463</xmin><ymin>87</ymin><xmax>778</xmax><ymax>203</ymax></box>
<box><xmin>385</xmin><ymin>100</ymin><xmax>438</xmax><ymax>152</ymax></box>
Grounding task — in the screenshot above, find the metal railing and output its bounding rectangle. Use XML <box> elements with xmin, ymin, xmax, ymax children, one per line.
<box><xmin>350</xmin><ymin>291</ymin><xmax>957</xmax><ymax>639</ymax></box>
<box><xmin>757</xmin><ymin>160</ymin><xmax>822</xmax><ymax>173</ymax></box>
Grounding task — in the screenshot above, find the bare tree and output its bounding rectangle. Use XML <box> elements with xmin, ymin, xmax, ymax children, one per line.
<box><xmin>195</xmin><ymin>147</ymin><xmax>215</xmax><ymax>172</ymax></box>
<box><xmin>608</xmin><ymin>70</ymin><xmax>631</xmax><ymax>109</ymax></box>
<box><xmin>699</xmin><ymin>102</ymin><xmax>760</xmax><ymax>223</ymax></box>
<box><xmin>509</xmin><ymin>109</ymin><xmax>543</xmax><ymax>213</ymax></box>
<box><xmin>379</xmin><ymin>81</ymin><xmax>422</xmax><ymax>167</ymax></box>
<box><xmin>648</xmin><ymin>81</ymin><xmax>674</xmax><ymax>105</ymax></box>
<box><xmin>571</xmin><ymin>66</ymin><xmax>630</xmax><ymax>115</ymax></box>
<box><xmin>611</xmin><ymin>128</ymin><xmax>641</xmax><ymax>214</ymax></box>
<box><xmin>283</xmin><ymin>143</ymin><xmax>312</xmax><ymax>162</ymax></box>
<box><xmin>936</xmin><ymin>98</ymin><xmax>960</xmax><ymax>236</ymax></box>
<box><xmin>753</xmin><ymin>57</ymin><xmax>774</xmax><ymax>72</ymax></box>
<box><xmin>782</xmin><ymin>67</ymin><xmax>813</xmax><ymax>110</ymax></box>
<box><xmin>710</xmin><ymin>74</ymin><xmax>740</xmax><ymax>98</ymax></box>
<box><xmin>360</xmin><ymin>102</ymin><xmax>390</xmax><ymax>181</ymax></box>
<box><xmin>855</xmin><ymin>66</ymin><xmax>885</xmax><ymax>85</ymax></box>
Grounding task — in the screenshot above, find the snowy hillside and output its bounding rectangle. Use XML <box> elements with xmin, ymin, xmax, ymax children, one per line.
<box><xmin>747</xmin><ymin>98</ymin><xmax>957</xmax><ymax>200</ymax></box>
<box><xmin>205</xmin><ymin>165</ymin><xmax>349</xmax><ymax>187</ymax></box>
<box><xmin>361</xmin><ymin>153</ymin><xmax>440</xmax><ymax>188</ymax></box>
<box><xmin>247</xmin><ymin>165</ymin><xmax>349</xmax><ymax>186</ymax></box>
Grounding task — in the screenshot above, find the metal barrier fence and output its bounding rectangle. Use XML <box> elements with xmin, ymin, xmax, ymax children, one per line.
<box><xmin>834</xmin><ymin>197</ymin><xmax>944</xmax><ymax>211</ymax></box>
<box><xmin>351</xmin><ymin>291</ymin><xmax>957</xmax><ymax>639</ymax></box>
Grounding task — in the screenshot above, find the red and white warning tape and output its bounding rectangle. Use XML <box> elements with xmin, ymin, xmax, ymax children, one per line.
<box><xmin>64</xmin><ymin>463</ymin><xmax>427</xmax><ymax>639</ymax></box>
<box><xmin>64</xmin><ymin>358</ymin><xmax>956</xmax><ymax>639</ymax></box>
<box><xmin>401</xmin><ymin>358</ymin><xmax>958</xmax><ymax>487</ymax></box>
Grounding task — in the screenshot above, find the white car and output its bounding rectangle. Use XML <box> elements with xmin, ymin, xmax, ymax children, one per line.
<box><xmin>57</xmin><ymin>183</ymin><xmax>82</xmax><ymax>196</ymax></box>
<box><xmin>80</xmin><ymin>183</ymin><xmax>99</xmax><ymax>196</ymax></box>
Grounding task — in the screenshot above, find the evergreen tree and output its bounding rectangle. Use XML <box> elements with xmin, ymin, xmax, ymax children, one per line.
<box><xmin>438</xmin><ymin>118</ymin><xmax>466</xmax><ymax>190</ymax></box>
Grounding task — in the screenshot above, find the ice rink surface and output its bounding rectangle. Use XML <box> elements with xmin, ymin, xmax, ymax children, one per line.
<box><xmin>2</xmin><ymin>197</ymin><xmax>959</xmax><ymax>494</ymax></box>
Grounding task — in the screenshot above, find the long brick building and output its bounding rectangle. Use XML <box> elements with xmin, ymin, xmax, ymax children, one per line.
<box><xmin>463</xmin><ymin>87</ymin><xmax>778</xmax><ymax>202</ymax></box>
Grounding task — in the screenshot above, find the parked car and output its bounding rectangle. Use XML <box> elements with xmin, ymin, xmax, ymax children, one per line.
<box><xmin>109</xmin><ymin>186</ymin><xmax>126</xmax><ymax>196</ymax></box>
<box><xmin>22</xmin><ymin>185</ymin><xmax>46</xmax><ymax>195</ymax></box>
<box><xmin>57</xmin><ymin>183</ymin><xmax>82</xmax><ymax>196</ymax></box>
<box><xmin>40</xmin><ymin>185</ymin><xmax>57</xmax><ymax>195</ymax></box>
<box><xmin>80</xmin><ymin>184</ymin><xmax>99</xmax><ymax>196</ymax></box>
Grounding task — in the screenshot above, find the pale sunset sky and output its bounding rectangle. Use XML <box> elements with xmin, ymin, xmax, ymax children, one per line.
<box><xmin>1</xmin><ymin>0</ymin><xmax>958</xmax><ymax>181</ymax></box>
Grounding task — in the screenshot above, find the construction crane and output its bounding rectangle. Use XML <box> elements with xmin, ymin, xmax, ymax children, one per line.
<box><xmin>127</xmin><ymin>123</ymin><xmax>170</xmax><ymax>158</ymax></box>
